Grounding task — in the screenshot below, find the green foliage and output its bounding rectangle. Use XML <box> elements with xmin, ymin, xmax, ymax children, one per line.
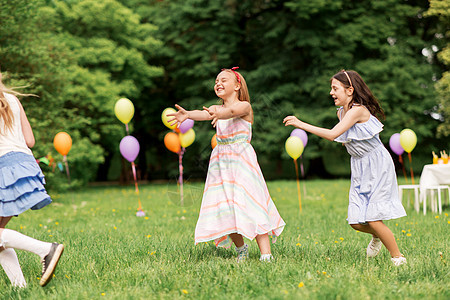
<box><xmin>1</xmin><ymin>0</ymin><xmax>447</xmax><ymax>183</ymax></box>
<box><xmin>0</xmin><ymin>181</ymin><xmax>448</xmax><ymax>298</ymax></box>
<box><xmin>0</xmin><ymin>0</ymin><xmax>164</xmax><ymax>186</ymax></box>
<box><xmin>138</xmin><ymin>0</ymin><xmax>446</xmax><ymax>179</ymax></box>
<box><xmin>426</xmin><ymin>0</ymin><xmax>450</xmax><ymax>138</ymax></box>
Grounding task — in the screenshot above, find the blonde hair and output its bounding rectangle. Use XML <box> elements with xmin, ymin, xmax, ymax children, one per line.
<box><xmin>220</xmin><ymin>69</ymin><xmax>253</xmax><ymax>122</ymax></box>
<box><xmin>221</xmin><ymin>69</ymin><xmax>250</xmax><ymax>103</ymax></box>
<box><xmin>0</xmin><ymin>72</ymin><xmax>34</xmax><ymax>134</ymax></box>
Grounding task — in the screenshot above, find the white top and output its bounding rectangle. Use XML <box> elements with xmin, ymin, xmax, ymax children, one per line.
<box><xmin>0</xmin><ymin>92</ymin><xmax>32</xmax><ymax>157</ymax></box>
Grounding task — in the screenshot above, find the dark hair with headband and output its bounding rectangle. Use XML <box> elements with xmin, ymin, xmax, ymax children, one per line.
<box><xmin>332</xmin><ymin>69</ymin><xmax>385</xmax><ymax>120</ymax></box>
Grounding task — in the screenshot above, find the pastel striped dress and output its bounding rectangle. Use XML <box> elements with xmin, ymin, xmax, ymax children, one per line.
<box><xmin>195</xmin><ymin>117</ymin><xmax>285</xmax><ymax>248</ymax></box>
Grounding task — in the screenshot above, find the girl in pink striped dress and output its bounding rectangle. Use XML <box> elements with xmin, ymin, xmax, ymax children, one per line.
<box><xmin>168</xmin><ymin>67</ymin><xmax>285</xmax><ymax>262</ymax></box>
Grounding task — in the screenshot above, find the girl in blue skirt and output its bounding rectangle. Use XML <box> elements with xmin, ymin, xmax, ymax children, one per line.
<box><xmin>0</xmin><ymin>71</ymin><xmax>64</xmax><ymax>287</ymax></box>
<box><xmin>284</xmin><ymin>70</ymin><xmax>407</xmax><ymax>266</ymax></box>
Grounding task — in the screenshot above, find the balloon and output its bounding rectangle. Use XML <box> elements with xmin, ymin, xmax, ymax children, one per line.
<box><xmin>114</xmin><ymin>98</ymin><xmax>134</xmax><ymax>124</ymax></box>
<box><xmin>179</xmin><ymin>119</ymin><xmax>194</xmax><ymax>134</ymax></box>
<box><xmin>179</xmin><ymin>128</ymin><xmax>195</xmax><ymax>148</ymax></box>
<box><xmin>285</xmin><ymin>136</ymin><xmax>304</xmax><ymax>160</ymax></box>
<box><xmin>399</xmin><ymin>129</ymin><xmax>417</xmax><ymax>153</ymax></box>
<box><xmin>162</xmin><ymin>108</ymin><xmax>177</xmax><ymax>130</ymax></box>
<box><xmin>290</xmin><ymin>129</ymin><xmax>308</xmax><ymax>147</ymax></box>
<box><xmin>164</xmin><ymin>132</ymin><xmax>181</xmax><ymax>153</ymax></box>
<box><xmin>211</xmin><ymin>134</ymin><xmax>217</xmax><ymax>149</ymax></box>
<box><xmin>53</xmin><ymin>132</ymin><xmax>72</xmax><ymax>156</ymax></box>
<box><xmin>389</xmin><ymin>133</ymin><xmax>404</xmax><ymax>156</ymax></box>
<box><xmin>120</xmin><ymin>136</ymin><xmax>140</xmax><ymax>162</ymax></box>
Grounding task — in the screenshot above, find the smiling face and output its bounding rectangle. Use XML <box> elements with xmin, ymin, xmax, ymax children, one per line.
<box><xmin>330</xmin><ymin>78</ymin><xmax>353</xmax><ymax>107</ymax></box>
<box><xmin>214</xmin><ymin>71</ymin><xmax>240</xmax><ymax>100</ymax></box>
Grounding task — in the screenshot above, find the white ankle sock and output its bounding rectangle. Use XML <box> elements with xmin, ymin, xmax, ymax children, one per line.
<box><xmin>260</xmin><ymin>253</ymin><xmax>272</xmax><ymax>261</ymax></box>
<box><xmin>1</xmin><ymin>229</ymin><xmax>52</xmax><ymax>259</ymax></box>
<box><xmin>0</xmin><ymin>249</ymin><xmax>27</xmax><ymax>288</ymax></box>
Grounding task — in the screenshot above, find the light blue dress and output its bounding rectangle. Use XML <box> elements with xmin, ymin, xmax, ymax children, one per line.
<box><xmin>335</xmin><ymin>108</ymin><xmax>406</xmax><ymax>224</ymax></box>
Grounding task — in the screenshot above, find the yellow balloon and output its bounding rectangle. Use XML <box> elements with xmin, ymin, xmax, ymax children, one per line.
<box><xmin>399</xmin><ymin>128</ymin><xmax>417</xmax><ymax>153</ymax></box>
<box><xmin>114</xmin><ymin>98</ymin><xmax>134</xmax><ymax>124</ymax></box>
<box><xmin>179</xmin><ymin>128</ymin><xmax>195</xmax><ymax>148</ymax></box>
<box><xmin>162</xmin><ymin>108</ymin><xmax>177</xmax><ymax>130</ymax></box>
<box><xmin>285</xmin><ymin>136</ymin><xmax>304</xmax><ymax>160</ymax></box>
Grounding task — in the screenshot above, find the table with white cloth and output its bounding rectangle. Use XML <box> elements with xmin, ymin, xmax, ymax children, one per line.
<box><xmin>419</xmin><ymin>164</ymin><xmax>450</xmax><ymax>213</ymax></box>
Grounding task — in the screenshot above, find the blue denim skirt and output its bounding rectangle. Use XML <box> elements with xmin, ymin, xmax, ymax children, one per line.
<box><xmin>0</xmin><ymin>151</ymin><xmax>52</xmax><ymax>217</ymax></box>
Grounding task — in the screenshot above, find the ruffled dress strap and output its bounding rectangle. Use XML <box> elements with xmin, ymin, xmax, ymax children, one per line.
<box><xmin>335</xmin><ymin>115</ymin><xmax>383</xmax><ymax>143</ymax></box>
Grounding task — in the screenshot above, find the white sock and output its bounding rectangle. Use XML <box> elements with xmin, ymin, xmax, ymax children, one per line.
<box><xmin>260</xmin><ymin>253</ymin><xmax>273</xmax><ymax>261</ymax></box>
<box><xmin>0</xmin><ymin>249</ymin><xmax>27</xmax><ymax>288</ymax></box>
<box><xmin>1</xmin><ymin>229</ymin><xmax>52</xmax><ymax>259</ymax></box>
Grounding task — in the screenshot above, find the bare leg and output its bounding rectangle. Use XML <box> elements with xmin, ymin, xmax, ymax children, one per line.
<box><xmin>350</xmin><ymin>223</ymin><xmax>377</xmax><ymax>237</ymax></box>
<box><xmin>229</xmin><ymin>233</ymin><xmax>244</xmax><ymax>248</ymax></box>
<box><xmin>255</xmin><ymin>233</ymin><xmax>271</xmax><ymax>255</ymax></box>
<box><xmin>367</xmin><ymin>221</ymin><xmax>402</xmax><ymax>257</ymax></box>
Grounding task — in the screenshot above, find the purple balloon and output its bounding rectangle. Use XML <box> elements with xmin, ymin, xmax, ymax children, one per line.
<box><xmin>120</xmin><ymin>136</ymin><xmax>140</xmax><ymax>162</ymax></box>
<box><xmin>389</xmin><ymin>133</ymin><xmax>404</xmax><ymax>156</ymax></box>
<box><xmin>179</xmin><ymin>119</ymin><xmax>194</xmax><ymax>134</ymax></box>
<box><xmin>290</xmin><ymin>129</ymin><xmax>308</xmax><ymax>147</ymax></box>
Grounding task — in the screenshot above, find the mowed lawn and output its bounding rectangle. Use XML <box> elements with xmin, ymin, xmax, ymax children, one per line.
<box><xmin>1</xmin><ymin>179</ymin><xmax>448</xmax><ymax>299</ymax></box>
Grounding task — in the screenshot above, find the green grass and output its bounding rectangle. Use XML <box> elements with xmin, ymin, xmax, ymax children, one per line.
<box><xmin>1</xmin><ymin>179</ymin><xmax>448</xmax><ymax>299</ymax></box>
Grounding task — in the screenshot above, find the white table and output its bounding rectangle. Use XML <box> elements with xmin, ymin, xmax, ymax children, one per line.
<box><xmin>419</xmin><ymin>164</ymin><xmax>450</xmax><ymax>214</ymax></box>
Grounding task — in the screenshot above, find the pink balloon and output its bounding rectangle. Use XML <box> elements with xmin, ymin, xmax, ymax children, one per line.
<box><xmin>120</xmin><ymin>136</ymin><xmax>140</xmax><ymax>162</ymax></box>
<box><xmin>389</xmin><ymin>133</ymin><xmax>404</xmax><ymax>156</ymax></box>
<box><xmin>290</xmin><ymin>129</ymin><xmax>308</xmax><ymax>147</ymax></box>
<box><xmin>179</xmin><ymin>119</ymin><xmax>194</xmax><ymax>134</ymax></box>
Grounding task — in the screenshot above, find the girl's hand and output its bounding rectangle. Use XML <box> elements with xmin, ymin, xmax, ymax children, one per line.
<box><xmin>203</xmin><ymin>106</ymin><xmax>219</xmax><ymax>127</ymax></box>
<box><xmin>167</xmin><ymin>104</ymin><xmax>189</xmax><ymax>127</ymax></box>
<box><xmin>283</xmin><ymin>115</ymin><xmax>302</xmax><ymax>128</ymax></box>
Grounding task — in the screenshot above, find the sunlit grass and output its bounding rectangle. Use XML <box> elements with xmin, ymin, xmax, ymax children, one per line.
<box><xmin>1</xmin><ymin>179</ymin><xmax>448</xmax><ymax>299</ymax></box>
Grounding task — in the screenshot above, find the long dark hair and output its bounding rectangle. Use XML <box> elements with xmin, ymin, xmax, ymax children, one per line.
<box><xmin>332</xmin><ymin>70</ymin><xmax>385</xmax><ymax>120</ymax></box>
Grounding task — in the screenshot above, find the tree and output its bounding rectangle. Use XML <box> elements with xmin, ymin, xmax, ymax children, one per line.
<box><xmin>426</xmin><ymin>0</ymin><xmax>450</xmax><ymax>138</ymax></box>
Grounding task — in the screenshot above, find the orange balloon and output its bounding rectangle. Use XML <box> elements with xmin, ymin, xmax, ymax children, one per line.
<box><xmin>211</xmin><ymin>134</ymin><xmax>217</xmax><ymax>149</ymax></box>
<box><xmin>164</xmin><ymin>132</ymin><xmax>181</xmax><ymax>153</ymax></box>
<box><xmin>53</xmin><ymin>132</ymin><xmax>72</xmax><ymax>156</ymax></box>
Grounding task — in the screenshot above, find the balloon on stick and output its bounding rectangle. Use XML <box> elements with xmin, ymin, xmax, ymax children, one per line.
<box><xmin>114</xmin><ymin>98</ymin><xmax>135</xmax><ymax>134</ymax></box>
<box><xmin>211</xmin><ymin>134</ymin><xmax>217</xmax><ymax>149</ymax></box>
<box><xmin>164</xmin><ymin>132</ymin><xmax>181</xmax><ymax>153</ymax></box>
<box><xmin>285</xmin><ymin>136</ymin><xmax>304</xmax><ymax>213</ymax></box>
<box><xmin>400</xmin><ymin>129</ymin><xmax>417</xmax><ymax>184</ymax></box>
<box><xmin>290</xmin><ymin>129</ymin><xmax>308</xmax><ymax>147</ymax></box>
<box><xmin>179</xmin><ymin>119</ymin><xmax>194</xmax><ymax>134</ymax></box>
<box><xmin>53</xmin><ymin>132</ymin><xmax>72</xmax><ymax>183</ymax></box>
<box><xmin>179</xmin><ymin>129</ymin><xmax>195</xmax><ymax>148</ymax></box>
<box><xmin>119</xmin><ymin>136</ymin><xmax>145</xmax><ymax>217</ymax></box>
<box><xmin>162</xmin><ymin>108</ymin><xmax>177</xmax><ymax>130</ymax></box>
<box><xmin>389</xmin><ymin>133</ymin><xmax>407</xmax><ymax>182</ymax></box>
<box><xmin>290</xmin><ymin>129</ymin><xmax>308</xmax><ymax>196</ymax></box>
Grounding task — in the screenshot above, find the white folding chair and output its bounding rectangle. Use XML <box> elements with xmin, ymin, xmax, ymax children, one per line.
<box><xmin>398</xmin><ymin>185</ymin><xmax>420</xmax><ymax>213</ymax></box>
<box><xmin>422</xmin><ymin>185</ymin><xmax>450</xmax><ymax>215</ymax></box>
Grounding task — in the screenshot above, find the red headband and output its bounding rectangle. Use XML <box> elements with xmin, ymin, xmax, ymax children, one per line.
<box><xmin>222</xmin><ymin>66</ymin><xmax>241</xmax><ymax>84</ymax></box>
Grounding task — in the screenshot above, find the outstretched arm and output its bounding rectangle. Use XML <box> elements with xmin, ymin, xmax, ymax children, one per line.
<box><xmin>204</xmin><ymin>102</ymin><xmax>251</xmax><ymax>127</ymax></box>
<box><xmin>16</xmin><ymin>97</ymin><xmax>35</xmax><ymax>148</ymax></box>
<box><xmin>167</xmin><ymin>104</ymin><xmax>213</xmax><ymax>127</ymax></box>
<box><xmin>283</xmin><ymin>107</ymin><xmax>368</xmax><ymax>141</ymax></box>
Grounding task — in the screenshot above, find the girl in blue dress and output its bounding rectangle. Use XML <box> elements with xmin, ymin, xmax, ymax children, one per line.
<box><xmin>283</xmin><ymin>69</ymin><xmax>407</xmax><ymax>266</ymax></box>
<box><xmin>0</xmin><ymin>71</ymin><xmax>64</xmax><ymax>287</ymax></box>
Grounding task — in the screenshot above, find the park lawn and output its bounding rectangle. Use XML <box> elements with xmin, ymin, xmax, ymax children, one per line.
<box><xmin>0</xmin><ymin>179</ymin><xmax>448</xmax><ymax>299</ymax></box>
